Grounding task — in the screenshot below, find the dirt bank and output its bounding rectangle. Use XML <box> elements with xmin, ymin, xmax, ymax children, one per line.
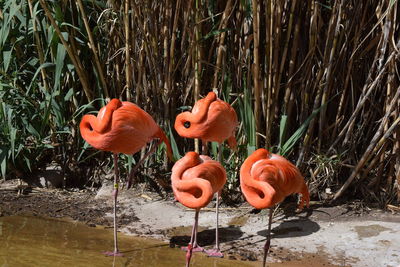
<box><xmin>1</xmin><ymin>179</ymin><xmax>399</xmax><ymax>267</ymax></box>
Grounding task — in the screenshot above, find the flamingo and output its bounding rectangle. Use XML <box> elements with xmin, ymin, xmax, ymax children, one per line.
<box><xmin>174</xmin><ymin>91</ymin><xmax>237</xmax><ymax>152</ymax></box>
<box><xmin>174</xmin><ymin>91</ymin><xmax>238</xmax><ymax>257</ymax></box>
<box><xmin>171</xmin><ymin>151</ymin><xmax>226</xmax><ymax>267</ymax></box>
<box><xmin>240</xmin><ymin>148</ymin><xmax>310</xmax><ymax>267</ymax></box>
<box><xmin>80</xmin><ymin>98</ymin><xmax>173</xmax><ymax>256</ymax></box>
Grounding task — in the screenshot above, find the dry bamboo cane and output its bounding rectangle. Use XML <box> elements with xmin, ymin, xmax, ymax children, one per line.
<box><xmin>27</xmin><ymin>0</ymin><xmax>49</xmax><ymax>92</ymax></box>
<box><xmin>318</xmin><ymin>1</ymin><xmax>341</xmax><ymax>151</ymax></box>
<box><xmin>283</xmin><ymin>3</ymin><xmax>301</xmax><ymax>138</ymax></box>
<box><xmin>332</xmin><ymin>4</ymin><xmax>368</xmax><ymax>140</ymax></box>
<box><xmin>333</xmin><ymin>94</ymin><xmax>400</xmax><ymax>201</ymax></box>
<box><xmin>76</xmin><ymin>0</ymin><xmax>109</xmax><ymax>99</ymax></box>
<box><xmin>168</xmin><ymin>0</ymin><xmax>181</xmax><ymax>118</ymax></box>
<box><xmin>277</xmin><ymin>0</ymin><xmax>296</xmax><ymax>85</ymax></box>
<box><xmin>264</xmin><ymin>0</ymin><xmax>273</xmax><ymax>148</ymax></box>
<box><xmin>212</xmin><ymin>0</ymin><xmax>234</xmax><ymax>91</ymax></box>
<box><xmin>296</xmin><ymin>1</ymin><xmax>323</xmax><ymax>163</ymax></box>
<box><xmin>252</xmin><ymin>0</ymin><xmax>261</xmax><ymax>148</ymax></box>
<box><xmin>123</xmin><ymin>0</ymin><xmax>132</xmax><ymax>100</ymax></box>
<box><xmin>39</xmin><ymin>0</ymin><xmax>93</xmax><ymax>101</ymax></box>
<box><xmin>194</xmin><ymin>0</ymin><xmax>201</xmax><ymax>153</ymax></box>
<box><xmin>269</xmin><ymin>1</ymin><xmax>282</xmax><ymax>147</ymax></box>
<box><xmin>342</xmin><ymin>4</ymin><xmax>395</xmax><ymax>145</ymax></box>
<box><xmin>329</xmin><ymin>49</ymin><xmax>398</xmax><ymax>151</ymax></box>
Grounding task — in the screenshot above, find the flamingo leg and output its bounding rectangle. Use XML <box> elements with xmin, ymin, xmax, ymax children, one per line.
<box><xmin>103</xmin><ymin>153</ymin><xmax>123</xmax><ymax>256</ymax></box>
<box><xmin>205</xmin><ymin>143</ymin><xmax>224</xmax><ymax>257</ymax></box>
<box><xmin>126</xmin><ymin>139</ymin><xmax>162</xmax><ymax>188</ymax></box>
<box><xmin>262</xmin><ymin>207</ymin><xmax>274</xmax><ymax>267</ymax></box>
<box><xmin>205</xmin><ymin>192</ymin><xmax>223</xmax><ymax>257</ymax></box>
<box><xmin>184</xmin><ymin>209</ymin><xmax>204</xmax><ymax>267</ymax></box>
<box><xmin>182</xmin><ymin>209</ymin><xmax>204</xmax><ymax>252</ymax></box>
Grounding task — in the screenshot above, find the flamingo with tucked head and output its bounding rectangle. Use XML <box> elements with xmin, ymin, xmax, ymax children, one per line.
<box><xmin>80</xmin><ymin>98</ymin><xmax>173</xmax><ymax>256</ymax></box>
<box><xmin>174</xmin><ymin>91</ymin><xmax>238</xmax><ymax>257</ymax></box>
<box><xmin>174</xmin><ymin>91</ymin><xmax>238</xmax><ymax>152</ymax></box>
<box><xmin>240</xmin><ymin>148</ymin><xmax>310</xmax><ymax>267</ymax></box>
<box><xmin>171</xmin><ymin>151</ymin><xmax>226</xmax><ymax>266</ymax></box>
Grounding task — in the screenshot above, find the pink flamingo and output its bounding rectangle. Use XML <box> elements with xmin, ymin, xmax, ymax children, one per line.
<box><xmin>171</xmin><ymin>151</ymin><xmax>227</xmax><ymax>266</ymax></box>
<box><xmin>80</xmin><ymin>98</ymin><xmax>173</xmax><ymax>256</ymax></box>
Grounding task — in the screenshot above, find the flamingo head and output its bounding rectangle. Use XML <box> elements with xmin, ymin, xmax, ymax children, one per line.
<box><xmin>174</xmin><ymin>92</ymin><xmax>217</xmax><ymax>139</ymax></box>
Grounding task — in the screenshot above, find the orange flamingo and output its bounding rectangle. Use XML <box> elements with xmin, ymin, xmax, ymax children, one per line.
<box><xmin>240</xmin><ymin>148</ymin><xmax>310</xmax><ymax>267</ymax></box>
<box><xmin>174</xmin><ymin>91</ymin><xmax>238</xmax><ymax>152</ymax></box>
<box><xmin>171</xmin><ymin>151</ymin><xmax>226</xmax><ymax>266</ymax></box>
<box><xmin>174</xmin><ymin>91</ymin><xmax>238</xmax><ymax>257</ymax></box>
<box><xmin>80</xmin><ymin>98</ymin><xmax>173</xmax><ymax>256</ymax></box>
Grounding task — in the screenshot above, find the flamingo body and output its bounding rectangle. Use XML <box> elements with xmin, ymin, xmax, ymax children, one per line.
<box><xmin>80</xmin><ymin>99</ymin><xmax>172</xmax><ymax>159</ymax></box>
<box><xmin>240</xmin><ymin>148</ymin><xmax>310</xmax><ymax>210</ymax></box>
<box><xmin>171</xmin><ymin>151</ymin><xmax>226</xmax><ymax>210</ymax></box>
<box><xmin>174</xmin><ymin>92</ymin><xmax>237</xmax><ymax>149</ymax></box>
<box><xmin>79</xmin><ymin>98</ymin><xmax>173</xmax><ymax>256</ymax></box>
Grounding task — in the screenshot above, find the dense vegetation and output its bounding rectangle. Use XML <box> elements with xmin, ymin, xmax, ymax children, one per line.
<box><xmin>1</xmin><ymin>0</ymin><xmax>399</xmax><ymax>206</ymax></box>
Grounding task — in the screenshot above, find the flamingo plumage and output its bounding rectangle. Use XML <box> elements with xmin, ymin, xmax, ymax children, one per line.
<box><xmin>171</xmin><ymin>151</ymin><xmax>226</xmax><ymax>266</ymax></box>
<box><xmin>80</xmin><ymin>98</ymin><xmax>173</xmax><ymax>256</ymax></box>
<box><xmin>240</xmin><ymin>148</ymin><xmax>310</xmax><ymax>267</ymax></box>
<box><xmin>174</xmin><ymin>91</ymin><xmax>238</xmax><ymax>257</ymax></box>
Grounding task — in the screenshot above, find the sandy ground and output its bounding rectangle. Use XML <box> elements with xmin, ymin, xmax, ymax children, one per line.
<box><xmin>95</xmin><ymin>182</ymin><xmax>400</xmax><ymax>267</ymax></box>
<box><xmin>1</xmin><ymin>179</ymin><xmax>400</xmax><ymax>267</ymax></box>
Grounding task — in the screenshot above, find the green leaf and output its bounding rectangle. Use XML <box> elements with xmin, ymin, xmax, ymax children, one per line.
<box><xmin>279</xmin><ymin>114</ymin><xmax>288</xmax><ymax>148</ymax></box>
<box><xmin>280</xmin><ymin>105</ymin><xmax>325</xmax><ymax>156</ymax></box>
<box><xmin>27</xmin><ymin>62</ymin><xmax>55</xmax><ymax>94</ymax></box>
<box><xmin>10</xmin><ymin>127</ymin><xmax>17</xmax><ymax>161</ymax></box>
<box><xmin>2</xmin><ymin>50</ymin><xmax>12</xmax><ymax>72</ymax></box>
<box><xmin>167</xmin><ymin>123</ymin><xmax>181</xmax><ymax>160</ymax></box>
<box><xmin>54</xmin><ymin>43</ymin><xmax>66</xmax><ymax>90</ymax></box>
<box><xmin>0</xmin><ymin>147</ymin><xmax>8</xmax><ymax>179</ymax></box>
<box><xmin>64</xmin><ymin>88</ymin><xmax>74</xmax><ymax>101</ymax></box>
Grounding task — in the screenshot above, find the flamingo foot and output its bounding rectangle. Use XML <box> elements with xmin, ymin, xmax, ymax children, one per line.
<box><xmin>102</xmin><ymin>251</ymin><xmax>124</xmax><ymax>257</ymax></box>
<box><xmin>205</xmin><ymin>248</ymin><xmax>224</xmax><ymax>258</ymax></box>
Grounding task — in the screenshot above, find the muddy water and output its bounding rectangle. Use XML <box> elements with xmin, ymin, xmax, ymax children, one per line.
<box><xmin>0</xmin><ymin>215</ymin><xmax>258</xmax><ymax>267</ymax></box>
<box><xmin>0</xmin><ymin>215</ymin><xmax>339</xmax><ymax>267</ymax></box>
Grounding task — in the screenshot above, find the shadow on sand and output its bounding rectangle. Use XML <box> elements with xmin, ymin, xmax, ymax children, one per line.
<box><xmin>256</xmin><ymin>205</ymin><xmax>320</xmax><ymax>238</ymax></box>
<box><xmin>169</xmin><ymin>225</ymin><xmax>244</xmax><ymax>247</ymax></box>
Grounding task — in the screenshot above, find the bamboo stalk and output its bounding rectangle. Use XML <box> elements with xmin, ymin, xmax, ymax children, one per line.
<box><xmin>76</xmin><ymin>0</ymin><xmax>109</xmax><ymax>99</ymax></box>
<box><xmin>264</xmin><ymin>0</ymin><xmax>274</xmax><ymax>148</ymax></box>
<box><xmin>123</xmin><ymin>0</ymin><xmax>132</xmax><ymax>100</ymax></box>
<box><xmin>168</xmin><ymin>0</ymin><xmax>181</xmax><ymax>120</ymax></box>
<box><xmin>329</xmin><ymin>49</ymin><xmax>398</xmax><ymax>151</ymax></box>
<box><xmin>282</xmin><ymin>2</ymin><xmax>301</xmax><ymax>141</ymax></box>
<box><xmin>27</xmin><ymin>0</ymin><xmax>49</xmax><ymax>92</ymax></box>
<box><xmin>318</xmin><ymin>1</ymin><xmax>341</xmax><ymax>151</ymax></box>
<box><xmin>212</xmin><ymin>0</ymin><xmax>234</xmax><ymax>91</ymax></box>
<box><xmin>332</xmin><ymin>4</ymin><xmax>368</xmax><ymax>140</ymax></box>
<box><xmin>252</xmin><ymin>0</ymin><xmax>261</xmax><ymax>147</ymax></box>
<box><xmin>333</xmin><ymin>97</ymin><xmax>400</xmax><ymax>201</ymax></box>
<box><xmin>194</xmin><ymin>0</ymin><xmax>201</xmax><ymax>153</ymax></box>
<box><xmin>39</xmin><ymin>0</ymin><xmax>93</xmax><ymax>101</ymax></box>
<box><xmin>270</xmin><ymin>1</ymin><xmax>283</xmax><ymax>146</ymax></box>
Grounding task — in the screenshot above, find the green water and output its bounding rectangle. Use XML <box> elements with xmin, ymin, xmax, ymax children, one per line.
<box><xmin>0</xmin><ymin>215</ymin><xmax>258</xmax><ymax>267</ymax></box>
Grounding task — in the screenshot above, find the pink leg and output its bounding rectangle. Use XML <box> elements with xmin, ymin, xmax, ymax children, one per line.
<box><xmin>205</xmin><ymin>192</ymin><xmax>223</xmax><ymax>257</ymax></box>
<box><xmin>182</xmin><ymin>209</ymin><xmax>204</xmax><ymax>252</ymax></box>
<box><xmin>205</xmin><ymin>144</ymin><xmax>224</xmax><ymax>257</ymax></box>
<box><xmin>103</xmin><ymin>153</ymin><xmax>123</xmax><ymax>257</ymax></box>
<box><xmin>262</xmin><ymin>207</ymin><xmax>273</xmax><ymax>267</ymax></box>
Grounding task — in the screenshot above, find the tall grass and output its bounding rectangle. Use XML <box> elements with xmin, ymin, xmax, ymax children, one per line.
<box><xmin>1</xmin><ymin>0</ymin><xmax>399</xmax><ymax>205</ymax></box>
